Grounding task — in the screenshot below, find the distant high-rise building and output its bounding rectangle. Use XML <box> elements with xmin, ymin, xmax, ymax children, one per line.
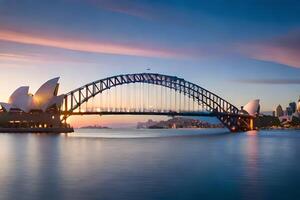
<box><xmin>286</xmin><ymin>106</ymin><xmax>293</xmax><ymax>116</ymax></box>
<box><xmin>276</xmin><ymin>105</ymin><xmax>284</xmax><ymax>117</ymax></box>
<box><xmin>289</xmin><ymin>102</ymin><xmax>297</xmax><ymax>113</ymax></box>
<box><xmin>297</xmin><ymin>97</ymin><xmax>300</xmax><ymax>113</ymax></box>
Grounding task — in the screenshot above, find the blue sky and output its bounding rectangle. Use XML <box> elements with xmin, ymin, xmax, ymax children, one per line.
<box><xmin>0</xmin><ymin>0</ymin><xmax>300</xmax><ymax>124</ymax></box>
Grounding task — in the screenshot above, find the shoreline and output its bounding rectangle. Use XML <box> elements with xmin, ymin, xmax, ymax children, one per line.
<box><xmin>260</xmin><ymin>127</ymin><xmax>300</xmax><ymax>131</ymax></box>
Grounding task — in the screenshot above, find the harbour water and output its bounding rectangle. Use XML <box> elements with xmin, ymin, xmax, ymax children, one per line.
<box><xmin>0</xmin><ymin>128</ymin><xmax>300</xmax><ymax>200</ymax></box>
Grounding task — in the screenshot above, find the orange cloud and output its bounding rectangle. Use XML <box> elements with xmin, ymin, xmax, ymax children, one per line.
<box><xmin>0</xmin><ymin>30</ymin><xmax>183</xmax><ymax>58</ymax></box>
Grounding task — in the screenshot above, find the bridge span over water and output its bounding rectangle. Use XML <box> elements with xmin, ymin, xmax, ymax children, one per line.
<box><xmin>61</xmin><ymin>73</ymin><xmax>256</xmax><ymax>132</ymax></box>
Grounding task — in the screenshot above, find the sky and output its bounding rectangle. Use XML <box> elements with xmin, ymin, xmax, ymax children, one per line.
<box><xmin>0</xmin><ymin>0</ymin><xmax>300</xmax><ymax>127</ymax></box>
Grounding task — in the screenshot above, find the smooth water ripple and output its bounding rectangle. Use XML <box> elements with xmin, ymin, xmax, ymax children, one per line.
<box><xmin>0</xmin><ymin>129</ymin><xmax>300</xmax><ymax>200</ymax></box>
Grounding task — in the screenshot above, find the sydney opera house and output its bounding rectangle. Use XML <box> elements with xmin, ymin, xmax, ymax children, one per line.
<box><xmin>0</xmin><ymin>78</ymin><xmax>72</xmax><ymax>132</ymax></box>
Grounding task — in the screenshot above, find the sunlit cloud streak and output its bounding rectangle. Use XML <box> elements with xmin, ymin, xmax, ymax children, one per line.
<box><xmin>235</xmin><ymin>79</ymin><xmax>300</xmax><ymax>84</ymax></box>
<box><xmin>0</xmin><ymin>30</ymin><xmax>186</xmax><ymax>58</ymax></box>
<box><xmin>239</xmin><ymin>30</ymin><xmax>300</xmax><ymax>68</ymax></box>
<box><xmin>85</xmin><ymin>0</ymin><xmax>194</xmax><ymax>27</ymax></box>
<box><xmin>84</xmin><ymin>0</ymin><xmax>159</xmax><ymax>20</ymax></box>
<box><xmin>0</xmin><ymin>51</ymin><xmax>93</xmax><ymax>66</ymax></box>
<box><xmin>0</xmin><ymin>53</ymin><xmax>36</xmax><ymax>63</ymax></box>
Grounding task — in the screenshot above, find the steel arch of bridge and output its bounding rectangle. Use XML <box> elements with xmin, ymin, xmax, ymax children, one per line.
<box><xmin>61</xmin><ymin>73</ymin><xmax>252</xmax><ymax>132</ymax></box>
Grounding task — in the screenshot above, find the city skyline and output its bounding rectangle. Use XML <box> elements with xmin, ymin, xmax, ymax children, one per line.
<box><xmin>1</xmin><ymin>0</ymin><xmax>300</xmax><ymax>126</ymax></box>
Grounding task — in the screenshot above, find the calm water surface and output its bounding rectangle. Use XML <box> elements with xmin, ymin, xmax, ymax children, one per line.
<box><xmin>0</xmin><ymin>128</ymin><xmax>300</xmax><ymax>200</ymax></box>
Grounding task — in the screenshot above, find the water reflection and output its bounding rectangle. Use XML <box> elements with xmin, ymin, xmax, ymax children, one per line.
<box><xmin>0</xmin><ymin>130</ymin><xmax>300</xmax><ymax>200</ymax></box>
<box><xmin>242</xmin><ymin>132</ymin><xmax>263</xmax><ymax>200</ymax></box>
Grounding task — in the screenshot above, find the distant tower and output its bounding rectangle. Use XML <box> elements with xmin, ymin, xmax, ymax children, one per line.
<box><xmin>276</xmin><ymin>105</ymin><xmax>284</xmax><ymax>117</ymax></box>
<box><xmin>286</xmin><ymin>106</ymin><xmax>293</xmax><ymax>116</ymax></box>
<box><xmin>289</xmin><ymin>102</ymin><xmax>297</xmax><ymax>113</ymax></box>
<box><xmin>297</xmin><ymin>97</ymin><xmax>300</xmax><ymax>113</ymax></box>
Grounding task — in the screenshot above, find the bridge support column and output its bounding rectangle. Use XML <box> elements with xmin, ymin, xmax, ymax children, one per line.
<box><xmin>217</xmin><ymin>115</ymin><xmax>254</xmax><ymax>132</ymax></box>
<box><xmin>250</xmin><ymin>118</ymin><xmax>254</xmax><ymax>130</ymax></box>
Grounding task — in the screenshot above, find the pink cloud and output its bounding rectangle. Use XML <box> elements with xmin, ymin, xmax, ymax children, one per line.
<box><xmin>235</xmin><ymin>79</ymin><xmax>300</xmax><ymax>84</ymax></box>
<box><xmin>239</xmin><ymin>30</ymin><xmax>300</xmax><ymax>68</ymax></box>
<box><xmin>0</xmin><ymin>30</ymin><xmax>185</xmax><ymax>58</ymax></box>
<box><xmin>0</xmin><ymin>53</ymin><xmax>37</xmax><ymax>63</ymax></box>
<box><xmin>0</xmin><ymin>51</ymin><xmax>93</xmax><ymax>66</ymax></box>
<box><xmin>244</xmin><ymin>44</ymin><xmax>300</xmax><ymax>68</ymax></box>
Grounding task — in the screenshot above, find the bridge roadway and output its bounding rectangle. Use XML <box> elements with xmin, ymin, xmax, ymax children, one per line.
<box><xmin>61</xmin><ymin>111</ymin><xmax>254</xmax><ymax>118</ymax></box>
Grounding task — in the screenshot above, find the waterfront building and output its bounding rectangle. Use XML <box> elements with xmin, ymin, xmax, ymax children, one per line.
<box><xmin>241</xmin><ymin>99</ymin><xmax>260</xmax><ymax>116</ymax></box>
<box><xmin>0</xmin><ymin>78</ymin><xmax>67</xmax><ymax>129</ymax></box>
<box><xmin>276</xmin><ymin>105</ymin><xmax>284</xmax><ymax>117</ymax></box>
<box><xmin>0</xmin><ymin>77</ymin><xmax>63</xmax><ymax>112</ymax></box>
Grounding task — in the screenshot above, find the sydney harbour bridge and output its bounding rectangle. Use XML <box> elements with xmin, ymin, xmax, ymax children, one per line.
<box><xmin>0</xmin><ymin>73</ymin><xmax>256</xmax><ymax>133</ymax></box>
<box><xmin>61</xmin><ymin>73</ymin><xmax>255</xmax><ymax>132</ymax></box>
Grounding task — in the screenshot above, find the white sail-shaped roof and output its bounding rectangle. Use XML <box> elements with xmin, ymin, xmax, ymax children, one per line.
<box><xmin>243</xmin><ymin>99</ymin><xmax>260</xmax><ymax>116</ymax></box>
<box><xmin>1</xmin><ymin>77</ymin><xmax>63</xmax><ymax>112</ymax></box>
<box><xmin>8</xmin><ymin>86</ymin><xmax>31</xmax><ymax>112</ymax></box>
<box><xmin>45</xmin><ymin>94</ymin><xmax>64</xmax><ymax>110</ymax></box>
<box><xmin>0</xmin><ymin>102</ymin><xmax>12</xmax><ymax>111</ymax></box>
<box><xmin>32</xmin><ymin>77</ymin><xmax>60</xmax><ymax>111</ymax></box>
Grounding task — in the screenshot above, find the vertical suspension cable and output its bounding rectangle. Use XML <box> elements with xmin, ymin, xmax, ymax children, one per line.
<box><xmin>161</xmin><ymin>86</ymin><xmax>163</xmax><ymax>112</ymax></box>
<box><xmin>102</xmin><ymin>90</ymin><xmax>105</xmax><ymax>111</ymax></box>
<box><xmin>188</xmin><ymin>95</ymin><xmax>190</xmax><ymax>112</ymax></box>
<box><xmin>114</xmin><ymin>86</ymin><xmax>116</xmax><ymax>111</ymax></box>
<box><xmin>106</xmin><ymin>90</ymin><xmax>108</xmax><ymax>112</ymax></box>
<box><xmin>135</xmin><ymin>84</ymin><xmax>137</xmax><ymax>112</ymax></box>
<box><xmin>121</xmin><ymin>85</ymin><xmax>123</xmax><ymax>111</ymax></box>
<box><xmin>132</xmin><ymin>84</ymin><xmax>134</xmax><ymax>112</ymax></box>
<box><xmin>147</xmin><ymin>83</ymin><xmax>149</xmax><ymax>111</ymax></box>
<box><xmin>85</xmin><ymin>91</ymin><xmax>88</xmax><ymax>112</ymax></box>
<box><xmin>175</xmin><ymin>88</ymin><xmax>177</xmax><ymax>112</ymax></box>
<box><xmin>91</xmin><ymin>96</ymin><xmax>94</xmax><ymax>112</ymax></box>
<box><xmin>183</xmin><ymin>91</ymin><xmax>186</xmax><ymax>112</ymax></box>
<box><xmin>126</xmin><ymin>85</ymin><xmax>128</xmax><ymax>111</ymax></box>
<box><xmin>107</xmin><ymin>89</ymin><xmax>109</xmax><ymax>111</ymax></box>
<box><xmin>118</xmin><ymin>86</ymin><xmax>120</xmax><ymax>111</ymax></box>
<box><xmin>165</xmin><ymin>86</ymin><xmax>167</xmax><ymax>112</ymax></box>
<box><xmin>110</xmin><ymin>89</ymin><xmax>112</xmax><ymax>112</ymax></box>
<box><xmin>179</xmin><ymin>90</ymin><xmax>181</xmax><ymax>112</ymax></box>
<box><xmin>100</xmin><ymin>90</ymin><xmax>102</xmax><ymax>111</ymax></box>
<box><xmin>105</xmin><ymin>90</ymin><xmax>107</xmax><ymax>111</ymax></box>
<box><xmin>139</xmin><ymin>83</ymin><xmax>141</xmax><ymax>112</ymax></box>
<box><xmin>107</xmin><ymin>89</ymin><xmax>111</xmax><ymax>111</ymax></box>
<box><xmin>155</xmin><ymin>85</ymin><xmax>159</xmax><ymax>112</ymax></box>
<box><xmin>169</xmin><ymin>87</ymin><xmax>172</xmax><ymax>112</ymax></box>
<box><xmin>193</xmin><ymin>96</ymin><xmax>195</xmax><ymax>112</ymax></box>
<box><xmin>140</xmin><ymin>82</ymin><xmax>143</xmax><ymax>112</ymax></box>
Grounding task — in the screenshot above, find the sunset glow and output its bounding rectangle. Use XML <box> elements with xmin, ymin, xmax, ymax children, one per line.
<box><xmin>1</xmin><ymin>0</ymin><xmax>300</xmax><ymax>127</ymax></box>
<box><xmin>0</xmin><ymin>30</ymin><xmax>182</xmax><ymax>58</ymax></box>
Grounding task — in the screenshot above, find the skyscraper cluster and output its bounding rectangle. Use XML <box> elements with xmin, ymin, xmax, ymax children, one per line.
<box><xmin>274</xmin><ymin>97</ymin><xmax>300</xmax><ymax>122</ymax></box>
